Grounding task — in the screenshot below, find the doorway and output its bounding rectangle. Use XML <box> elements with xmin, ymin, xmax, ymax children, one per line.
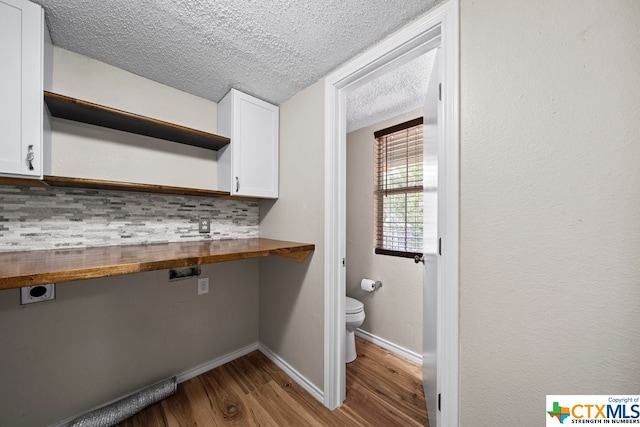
<box><xmin>344</xmin><ymin>46</ymin><xmax>437</xmax><ymax>423</ymax></box>
<box><xmin>344</xmin><ymin>46</ymin><xmax>437</xmax><ymax>365</ymax></box>
<box><xmin>323</xmin><ymin>1</ymin><xmax>459</xmax><ymax>426</ymax></box>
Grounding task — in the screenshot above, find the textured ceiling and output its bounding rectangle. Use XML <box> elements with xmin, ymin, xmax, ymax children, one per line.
<box><xmin>32</xmin><ymin>0</ymin><xmax>440</xmax><ymax>108</ymax></box>
<box><xmin>346</xmin><ymin>49</ymin><xmax>436</xmax><ymax>133</ymax></box>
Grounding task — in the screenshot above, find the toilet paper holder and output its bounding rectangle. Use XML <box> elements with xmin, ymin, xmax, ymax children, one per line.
<box><xmin>361</xmin><ymin>278</ymin><xmax>383</xmax><ymax>292</ymax></box>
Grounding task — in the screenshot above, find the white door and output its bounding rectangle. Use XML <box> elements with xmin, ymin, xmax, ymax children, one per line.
<box><xmin>422</xmin><ymin>48</ymin><xmax>441</xmax><ymax>427</ymax></box>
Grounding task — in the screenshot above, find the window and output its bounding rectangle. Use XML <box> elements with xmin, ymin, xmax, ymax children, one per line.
<box><xmin>374</xmin><ymin>117</ymin><xmax>424</xmax><ymax>258</ymax></box>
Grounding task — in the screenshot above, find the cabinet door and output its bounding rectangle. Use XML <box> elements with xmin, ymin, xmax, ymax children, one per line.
<box><xmin>232</xmin><ymin>91</ymin><xmax>279</xmax><ymax>198</ymax></box>
<box><xmin>0</xmin><ymin>0</ymin><xmax>42</xmax><ymax>178</ymax></box>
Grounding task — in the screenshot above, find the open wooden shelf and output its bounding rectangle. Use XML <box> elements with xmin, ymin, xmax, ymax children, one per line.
<box><xmin>0</xmin><ymin>238</ymin><xmax>315</xmax><ymax>290</ymax></box>
<box><xmin>44</xmin><ymin>91</ymin><xmax>230</xmax><ymax>151</ymax></box>
<box><xmin>0</xmin><ymin>175</ymin><xmax>273</xmax><ymax>200</ymax></box>
<box><xmin>43</xmin><ymin>175</ymin><xmax>232</xmax><ymax>198</ymax></box>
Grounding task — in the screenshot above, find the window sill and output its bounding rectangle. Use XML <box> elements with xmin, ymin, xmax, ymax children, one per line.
<box><xmin>374</xmin><ymin>248</ymin><xmax>422</xmax><ymax>259</ymax></box>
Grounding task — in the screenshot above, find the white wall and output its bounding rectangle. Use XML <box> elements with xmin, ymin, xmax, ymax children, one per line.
<box><xmin>47</xmin><ymin>47</ymin><xmax>219</xmax><ymax>190</ymax></box>
<box><xmin>346</xmin><ymin>110</ymin><xmax>423</xmax><ymax>354</ymax></box>
<box><xmin>259</xmin><ymin>80</ymin><xmax>325</xmax><ymax>390</ymax></box>
<box><xmin>459</xmin><ymin>0</ymin><xmax>640</xmax><ymax>424</ymax></box>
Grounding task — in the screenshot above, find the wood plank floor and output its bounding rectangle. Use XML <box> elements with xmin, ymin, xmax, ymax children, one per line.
<box><xmin>117</xmin><ymin>337</ymin><xmax>428</xmax><ymax>426</ymax></box>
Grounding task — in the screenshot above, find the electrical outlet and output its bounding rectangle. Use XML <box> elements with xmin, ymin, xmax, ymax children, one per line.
<box><xmin>198</xmin><ymin>277</ymin><xmax>209</xmax><ymax>295</ymax></box>
<box><xmin>21</xmin><ymin>284</ymin><xmax>55</xmax><ymax>304</ymax></box>
<box><xmin>198</xmin><ymin>218</ymin><xmax>210</xmax><ymax>233</ymax></box>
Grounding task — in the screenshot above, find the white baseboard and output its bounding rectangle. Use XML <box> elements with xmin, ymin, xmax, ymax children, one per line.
<box><xmin>176</xmin><ymin>341</ymin><xmax>259</xmax><ymax>383</ymax></box>
<box><xmin>355</xmin><ymin>329</ymin><xmax>422</xmax><ymax>365</ymax></box>
<box><xmin>258</xmin><ymin>343</ymin><xmax>324</xmax><ymax>404</ymax></box>
<box><xmin>48</xmin><ymin>342</ymin><xmax>259</xmax><ymax>427</ymax></box>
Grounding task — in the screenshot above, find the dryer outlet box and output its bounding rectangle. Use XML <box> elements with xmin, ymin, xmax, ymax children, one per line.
<box><xmin>21</xmin><ymin>284</ymin><xmax>55</xmax><ymax>304</ymax></box>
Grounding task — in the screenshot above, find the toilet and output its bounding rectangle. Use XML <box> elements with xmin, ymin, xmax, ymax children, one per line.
<box><xmin>345</xmin><ymin>296</ymin><xmax>365</xmax><ymax>363</ymax></box>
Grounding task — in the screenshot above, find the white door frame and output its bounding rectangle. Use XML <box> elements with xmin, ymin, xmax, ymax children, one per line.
<box><xmin>323</xmin><ymin>1</ymin><xmax>459</xmax><ymax>425</ymax></box>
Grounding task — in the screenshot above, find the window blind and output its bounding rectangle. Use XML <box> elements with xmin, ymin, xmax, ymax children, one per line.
<box><xmin>374</xmin><ymin>117</ymin><xmax>424</xmax><ymax>257</ymax></box>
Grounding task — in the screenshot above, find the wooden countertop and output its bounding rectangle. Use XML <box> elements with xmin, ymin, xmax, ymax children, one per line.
<box><xmin>0</xmin><ymin>238</ymin><xmax>314</xmax><ymax>290</ymax></box>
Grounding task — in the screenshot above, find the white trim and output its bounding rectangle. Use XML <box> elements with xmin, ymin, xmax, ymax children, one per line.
<box><xmin>259</xmin><ymin>343</ymin><xmax>325</xmax><ymax>404</ymax></box>
<box><xmin>48</xmin><ymin>342</ymin><xmax>260</xmax><ymax>427</ymax></box>
<box><xmin>324</xmin><ymin>0</ymin><xmax>459</xmax><ymax>424</ymax></box>
<box><xmin>436</xmin><ymin>3</ymin><xmax>460</xmax><ymax>426</ymax></box>
<box><xmin>176</xmin><ymin>342</ymin><xmax>259</xmax><ymax>383</ymax></box>
<box><xmin>323</xmin><ymin>77</ymin><xmax>346</xmax><ymax>409</ymax></box>
<box><xmin>355</xmin><ymin>329</ymin><xmax>422</xmax><ymax>365</ymax></box>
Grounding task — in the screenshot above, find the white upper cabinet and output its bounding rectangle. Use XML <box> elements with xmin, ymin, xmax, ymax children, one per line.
<box><xmin>217</xmin><ymin>89</ymin><xmax>279</xmax><ymax>198</ymax></box>
<box><xmin>0</xmin><ymin>0</ymin><xmax>47</xmax><ymax>178</ymax></box>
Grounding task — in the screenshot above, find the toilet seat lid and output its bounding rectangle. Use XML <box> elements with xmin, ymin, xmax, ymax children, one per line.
<box><xmin>346</xmin><ymin>297</ymin><xmax>364</xmax><ymax>314</ymax></box>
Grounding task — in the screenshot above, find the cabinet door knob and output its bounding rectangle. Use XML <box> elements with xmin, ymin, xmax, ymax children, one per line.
<box><xmin>235</xmin><ymin>177</ymin><xmax>240</xmax><ymax>192</ymax></box>
<box><xmin>27</xmin><ymin>145</ymin><xmax>35</xmax><ymax>171</ymax></box>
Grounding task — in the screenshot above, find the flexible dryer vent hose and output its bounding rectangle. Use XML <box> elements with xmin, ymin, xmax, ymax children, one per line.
<box><xmin>69</xmin><ymin>376</ymin><xmax>176</xmax><ymax>427</ymax></box>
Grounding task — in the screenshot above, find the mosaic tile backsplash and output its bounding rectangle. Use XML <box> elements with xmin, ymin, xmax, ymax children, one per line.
<box><xmin>0</xmin><ymin>185</ymin><xmax>259</xmax><ymax>252</ymax></box>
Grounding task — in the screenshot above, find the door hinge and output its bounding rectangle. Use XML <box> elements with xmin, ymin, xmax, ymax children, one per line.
<box><xmin>438</xmin><ymin>393</ymin><xmax>441</xmax><ymax>411</ymax></box>
<box><xmin>438</xmin><ymin>83</ymin><xmax>442</xmax><ymax>101</ymax></box>
<box><xmin>438</xmin><ymin>238</ymin><xmax>442</xmax><ymax>256</ymax></box>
